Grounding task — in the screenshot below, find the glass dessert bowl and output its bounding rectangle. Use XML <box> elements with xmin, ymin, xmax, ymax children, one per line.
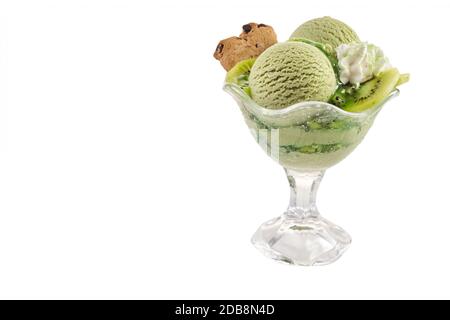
<box><xmin>224</xmin><ymin>83</ymin><xmax>399</xmax><ymax>266</ymax></box>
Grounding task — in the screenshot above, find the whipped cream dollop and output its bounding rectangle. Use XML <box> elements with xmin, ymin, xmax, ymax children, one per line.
<box><xmin>336</xmin><ymin>42</ymin><xmax>391</xmax><ymax>87</ymax></box>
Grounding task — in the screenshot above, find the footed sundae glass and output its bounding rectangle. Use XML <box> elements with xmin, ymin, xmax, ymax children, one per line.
<box><xmin>224</xmin><ymin>83</ymin><xmax>399</xmax><ymax>266</ymax></box>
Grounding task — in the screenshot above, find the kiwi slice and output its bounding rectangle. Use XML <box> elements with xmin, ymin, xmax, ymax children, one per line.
<box><xmin>331</xmin><ymin>68</ymin><xmax>400</xmax><ymax>112</ymax></box>
<box><xmin>225</xmin><ymin>58</ymin><xmax>256</xmax><ymax>96</ymax></box>
<box><xmin>396</xmin><ymin>73</ymin><xmax>410</xmax><ymax>87</ymax></box>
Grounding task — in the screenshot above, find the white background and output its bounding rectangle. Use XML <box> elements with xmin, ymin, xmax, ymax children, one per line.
<box><xmin>0</xmin><ymin>0</ymin><xmax>449</xmax><ymax>299</ymax></box>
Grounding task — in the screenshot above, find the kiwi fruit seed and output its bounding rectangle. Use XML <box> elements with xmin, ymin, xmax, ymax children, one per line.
<box><xmin>331</xmin><ymin>68</ymin><xmax>400</xmax><ymax>112</ymax></box>
<box><xmin>225</xmin><ymin>58</ymin><xmax>256</xmax><ymax>96</ymax></box>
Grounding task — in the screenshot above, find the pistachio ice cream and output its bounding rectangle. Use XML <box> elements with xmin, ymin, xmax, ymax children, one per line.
<box><xmin>249</xmin><ymin>42</ymin><xmax>337</xmax><ymax>109</ymax></box>
<box><xmin>290</xmin><ymin>16</ymin><xmax>360</xmax><ymax>49</ymax></box>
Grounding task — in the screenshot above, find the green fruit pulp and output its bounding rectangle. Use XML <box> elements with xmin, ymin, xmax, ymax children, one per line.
<box><xmin>225</xmin><ymin>58</ymin><xmax>256</xmax><ymax>96</ymax></box>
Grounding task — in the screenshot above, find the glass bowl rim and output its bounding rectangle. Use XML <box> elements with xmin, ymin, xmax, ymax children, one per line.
<box><xmin>223</xmin><ymin>83</ymin><xmax>399</xmax><ymax>120</ymax></box>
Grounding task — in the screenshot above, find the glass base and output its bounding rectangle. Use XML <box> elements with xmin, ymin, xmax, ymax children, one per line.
<box><xmin>251</xmin><ymin>213</ymin><xmax>351</xmax><ymax>266</ymax></box>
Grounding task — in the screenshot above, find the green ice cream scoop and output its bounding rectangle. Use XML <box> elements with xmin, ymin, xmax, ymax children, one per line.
<box><xmin>249</xmin><ymin>42</ymin><xmax>337</xmax><ymax>109</ymax></box>
<box><xmin>290</xmin><ymin>16</ymin><xmax>359</xmax><ymax>50</ymax></box>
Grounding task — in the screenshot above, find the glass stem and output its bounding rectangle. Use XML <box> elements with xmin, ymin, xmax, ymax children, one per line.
<box><xmin>285</xmin><ymin>169</ymin><xmax>324</xmax><ymax>219</ymax></box>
